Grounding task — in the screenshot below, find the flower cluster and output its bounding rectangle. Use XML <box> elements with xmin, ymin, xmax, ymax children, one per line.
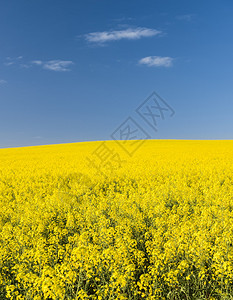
<box><xmin>0</xmin><ymin>140</ymin><xmax>233</xmax><ymax>299</ymax></box>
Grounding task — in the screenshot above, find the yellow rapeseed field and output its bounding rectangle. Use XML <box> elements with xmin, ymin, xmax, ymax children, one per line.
<box><xmin>1</xmin><ymin>140</ymin><xmax>233</xmax><ymax>299</ymax></box>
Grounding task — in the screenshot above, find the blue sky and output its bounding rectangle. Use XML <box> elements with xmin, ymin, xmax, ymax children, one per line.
<box><xmin>1</xmin><ymin>0</ymin><xmax>233</xmax><ymax>148</ymax></box>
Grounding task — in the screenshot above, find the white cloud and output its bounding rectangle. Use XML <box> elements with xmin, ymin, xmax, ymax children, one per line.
<box><xmin>31</xmin><ymin>60</ymin><xmax>73</xmax><ymax>71</ymax></box>
<box><xmin>31</xmin><ymin>60</ymin><xmax>43</xmax><ymax>65</ymax></box>
<box><xmin>139</xmin><ymin>56</ymin><xmax>173</xmax><ymax>67</ymax></box>
<box><xmin>85</xmin><ymin>27</ymin><xmax>161</xmax><ymax>43</ymax></box>
<box><xmin>176</xmin><ymin>14</ymin><xmax>194</xmax><ymax>21</ymax></box>
<box><xmin>43</xmin><ymin>60</ymin><xmax>73</xmax><ymax>71</ymax></box>
<box><xmin>4</xmin><ymin>61</ymin><xmax>14</xmax><ymax>66</ymax></box>
<box><xmin>4</xmin><ymin>57</ymin><xmax>73</xmax><ymax>72</ymax></box>
<box><xmin>0</xmin><ymin>79</ymin><xmax>7</xmax><ymax>86</ymax></box>
<box><xmin>4</xmin><ymin>56</ymin><xmax>23</xmax><ymax>66</ymax></box>
<box><xmin>20</xmin><ymin>64</ymin><xmax>31</xmax><ymax>69</ymax></box>
<box><xmin>112</xmin><ymin>17</ymin><xmax>135</xmax><ymax>23</ymax></box>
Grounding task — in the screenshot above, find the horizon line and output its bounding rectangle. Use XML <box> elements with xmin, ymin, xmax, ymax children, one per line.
<box><xmin>0</xmin><ymin>138</ymin><xmax>233</xmax><ymax>150</ymax></box>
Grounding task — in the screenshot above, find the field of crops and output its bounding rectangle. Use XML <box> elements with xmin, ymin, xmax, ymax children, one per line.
<box><xmin>1</xmin><ymin>140</ymin><xmax>233</xmax><ymax>299</ymax></box>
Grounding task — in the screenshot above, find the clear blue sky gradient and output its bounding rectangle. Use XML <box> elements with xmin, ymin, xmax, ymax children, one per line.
<box><xmin>0</xmin><ymin>0</ymin><xmax>233</xmax><ymax>148</ymax></box>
